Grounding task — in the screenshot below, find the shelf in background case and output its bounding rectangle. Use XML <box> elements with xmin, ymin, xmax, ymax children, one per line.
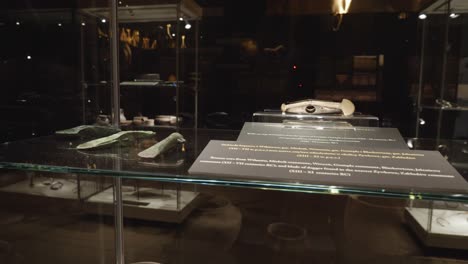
<box><xmin>421</xmin><ymin>105</ymin><xmax>468</xmax><ymax>111</ymax></box>
<box><xmin>84</xmin><ymin>186</ymin><xmax>201</xmax><ymax>223</ymax></box>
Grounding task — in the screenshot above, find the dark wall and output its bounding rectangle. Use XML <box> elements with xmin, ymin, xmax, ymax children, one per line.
<box><xmin>197</xmin><ymin>8</ymin><xmax>420</xmax><ymax>132</ymax></box>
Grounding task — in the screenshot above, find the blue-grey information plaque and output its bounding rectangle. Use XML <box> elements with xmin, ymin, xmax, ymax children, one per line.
<box><xmin>237</xmin><ymin>122</ymin><xmax>408</xmax><ymax>149</ymax></box>
<box><xmin>189</xmin><ymin>140</ymin><xmax>468</xmax><ymax>193</ymax></box>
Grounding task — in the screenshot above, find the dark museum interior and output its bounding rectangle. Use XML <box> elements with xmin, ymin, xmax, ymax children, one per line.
<box><xmin>1</xmin><ymin>1</ymin><xmax>468</xmax><ymax>264</ymax></box>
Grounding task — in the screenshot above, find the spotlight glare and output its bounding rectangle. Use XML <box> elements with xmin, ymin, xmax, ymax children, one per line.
<box><xmin>184</xmin><ymin>19</ymin><xmax>192</xmax><ymax>30</ymax></box>
<box><xmin>407</xmin><ymin>139</ymin><xmax>414</xmax><ymax>149</ymax></box>
<box><xmin>16</xmin><ymin>21</ymin><xmax>20</xmax><ymax>25</ymax></box>
<box><xmin>172</xmin><ymin>33</ymin><xmax>176</xmax><ymax>37</ymax></box>
<box><xmin>81</xmin><ymin>22</ymin><xmax>86</xmax><ymax>26</ymax></box>
<box><xmin>418</xmin><ymin>14</ymin><xmax>427</xmax><ymax>20</ymax></box>
<box><xmin>450</xmin><ymin>13</ymin><xmax>459</xmax><ymax>19</ymax></box>
<box><xmin>101</xmin><ymin>18</ymin><xmax>106</xmax><ymax>23</ymax></box>
<box><xmin>179</xmin><ymin>17</ymin><xmax>184</xmax><ymax>21</ymax></box>
<box><xmin>26</xmin><ymin>55</ymin><xmax>31</xmax><ymax>60</ymax></box>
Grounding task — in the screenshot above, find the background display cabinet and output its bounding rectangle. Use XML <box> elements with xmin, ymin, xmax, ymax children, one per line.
<box><xmin>84</xmin><ymin>180</ymin><xmax>201</xmax><ymax>223</ymax></box>
<box><xmin>406</xmin><ymin>199</ymin><xmax>468</xmax><ymax>250</ymax></box>
<box><xmin>0</xmin><ymin>170</ymin><xmax>110</xmax><ymax>202</ymax></box>
<box><xmin>82</xmin><ymin>0</ymin><xmax>202</xmax><ymax>129</ymax></box>
<box><xmin>414</xmin><ymin>0</ymin><xmax>468</xmax><ymax>140</ymax></box>
<box><xmin>407</xmin><ymin>2</ymin><xmax>468</xmax><ymax>248</ymax></box>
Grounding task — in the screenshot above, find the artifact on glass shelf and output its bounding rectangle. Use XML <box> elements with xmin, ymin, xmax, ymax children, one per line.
<box><xmin>166</xmin><ymin>24</ymin><xmax>175</xmax><ymax>48</ymax></box>
<box><xmin>144</xmin><ymin>119</ymin><xmax>155</xmax><ymax>126</ymax></box>
<box><xmin>181</xmin><ymin>35</ymin><xmax>187</xmax><ymax>49</ymax></box>
<box><xmin>281</xmin><ymin>98</ymin><xmax>355</xmax><ymax>116</ymax></box>
<box><xmin>142</xmin><ymin>37</ymin><xmax>150</xmax><ymax>49</ymax></box>
<box><xmin>41</xmin><ymin>178</ymin><xmax>64</xmax><ymax>190</ymax></box>
<box><xmin>120</xmin><ymin>109</ymin><xmax>132</xmax><ymax>125</ymax></box>
<box><xmin>155</xmin><ymin>115</ymin><xmax>181</xmax><ymax>125</ymax></box>
<box><xmin>435</xmin><ymin>98</ymin><xmax>455</xmax><ymax>108</ymax></box>
<box><xmin>50</xmin><ymin>181</ymin><xmax>64</xmax><ymax>190</ymax></box>
<box><xmin>77</xmin><ymin>131</ymin><xmax>155</xmax><ymax>150</ymax></box>
<box><xmin>120</xmin><ymin>28</ymin><xmax>127</xmax><ymax>42</ymax></box>
<box><xmin>96</xmin><ymin>114</ymin><xmax>111</xmax><ymax>126</ymax></box>
<box><xmin>56</xmin><ymin>125</ymin><xmax>121</xmax><ymax>138</ymax></box>
<box><xmin>123</xmin><ymin>43</ymin><xmax>132</xmax><ymax>65</ymax></box>
<box><xmin>133</xmin><ymin>116</ymin><xmax>148</xmax><ymax>126</ymax></box>
<box><xmin>126</xmin><ymin>28</ymin><xmax>131</xmax><ymax>37</ymax></box>
<box><xmin>264</xmin><ymin>44</ymin><xmax>286</xmax><ymax>56</ymax></box>
<box><xmin>42</xmin><ymin>178</ymin><xmax>55</xmax><ymax>186</ymax></box>
<box><xmin>150</xmin><ymin>39</ymin><xmax>158</xmax><ymax>49</ymax></box>
<box><xmin>240</xmin><ymin>39</ymin><xmax>258</xmax><ymax>56</ymax></box>
<box><xmin>138</xmin><ymin>132</ymin><xmax>185</xmax><ymax>159</ymax></box>
<box><xmin>120</xmin><ymin>108</ymin><xmax>127</xmax><ymax>122</ymax></box>
<box><xmin>121</xmin><ymin>29</ymin><xmax>133</xmax><ymax>64</ymax></box>
<box><xmin>131</xmin><ymin>30</ymin><xmax>141</xmax><ymax>47</ymax></box>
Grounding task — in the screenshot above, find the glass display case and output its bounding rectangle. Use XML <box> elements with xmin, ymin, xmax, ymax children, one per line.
<box><xmin>406</xmin><ymin>199</ymin><xmax>468</xmax><ymax>250</ymax></box>
<box><xmin>414</xmin><ymin>0</ymin><xmax>468</xmax><ymax>140</ymax></box>
<box><xmin>406</xmin><ymin>0</ymin><xmax>468</xmax><ymax>249</ymax></box>
<box><xmin>0</xmin><ymin>170</ymin><xmax>110</xmax><ymax>202</ymax></box>
<box><xmin>113</xmin><ymin>0</ymin><xmax>202</xmax><ymax>129</ymax></box>
<box><xmin>1</xmin><ymin>127</ymin><xmax>468</xmax><ymax>263</ymax></box>
<box><xmin>404</xmin><ymin>138</ymin><xmax>468</xmax><ymax>249</ymax></box>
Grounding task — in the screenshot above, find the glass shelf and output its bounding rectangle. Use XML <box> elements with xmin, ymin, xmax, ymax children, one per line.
<box><xmin>1</xmin><ymin>128</ymin><xmax>467</xmax><ymax>203</ymax></box>
<box><xmin>253</xmin><ymin>111</ymin><xmax>380</xmax><ymax>127</ymax></box>
<box><xmin>120</xmin><ymin>81</ymin><xmax>184</xmax><ymax>88</ymax></box>
<box><xmin>421</xmin><ymin>105</ymin><xmax>468</xmax><ymax>111</ymax></box>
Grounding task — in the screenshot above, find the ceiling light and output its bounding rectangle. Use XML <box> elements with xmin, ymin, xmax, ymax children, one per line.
<box><xmin>418</xmin><ymin>14</ymin><xmax>427</xmax><ymax>20</ymax></box>
<box><xmin>450</xmin><ymin>13</ymin><xmax>459</xmax><ymax>19</ymax></box>
<box><xmin>81</xmin><ymin>22</ymin><xmax>86</xmax><ymax>26</ymax></box>
<box><xmin>16</xmin><ymin>21</ymin><xmax>20</xmax><ymax>26</ymax></box>
<box><xmin>179</xmin><ymin>17</ymin><xmax>184</xmax><ymax>21</ymax></box>
<box><xmin>101</xmin><ymin>18</ymin><xmax>106</xmax><ymax>23</ymax></box>
<box><xmin>172</xmin><ymin>33</ymin><xmax>176</xmax><ymax>37</ymax></box>
<box><xmin>58</xmin><ymin>23</ymin><xmax>62</xmax><ymax>27</ymax></box>
<box><xmin>333</xmin><ymin>0</ymin><xmax>352</xmax><ymax>15</ymax></box>
<box><xmin>26</xmin><ymin>55</ymin><xmax>31</xmax><ymax>60</ymax></box>
<box><xmin>184</xmin><ymin>20</ymin><xmax>191</xmax><ymax>29</ymax></box>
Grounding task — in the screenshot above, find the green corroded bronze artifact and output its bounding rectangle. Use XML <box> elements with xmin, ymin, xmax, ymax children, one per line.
<box><xmin>77</xmin><ymin>130</ymin><xmax>155</xmax><ymax>150</ymax></box>
<box><xmin>138</xmin><ymin>132</ymin><xmax>185</xmax><ymax>158</ymax></box>
<box><xmin>56</xmin><ymin>125</ymin><xmax>121</xmax><ymax>138</ymax></box>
